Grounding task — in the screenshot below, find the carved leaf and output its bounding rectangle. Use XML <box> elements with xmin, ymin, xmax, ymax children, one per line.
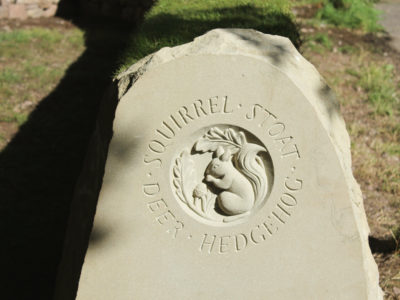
<box><xmin>180</xmin><ymin>150</ymin><xmax>197</xmax><ymax>201</ymax></box>
<box><xmin>172</xmin><ymin>156</ymin><xmax>186</xmax><ymax>204</ymax></box>
<box><xmin>194</xmin><ymin>127</ymin><xmax>246</xmax><ymax>154</ymax></box>
<box><xmin>172</xmin><ymin>149</ymin><xmax>197</xmax><ymax>207</ymax></box>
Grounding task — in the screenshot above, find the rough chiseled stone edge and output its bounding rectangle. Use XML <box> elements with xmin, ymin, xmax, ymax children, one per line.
<box><xmin>54</xmin><ymin>83</ymin><xmax>120</xmax><ymax>300</ymax></box>
<box><xmin>115</xmin><ymin>28</ymin><xmax>383</xmax><ymax>299</ymax></box>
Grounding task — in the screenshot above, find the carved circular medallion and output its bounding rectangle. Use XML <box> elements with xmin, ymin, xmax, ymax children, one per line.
<box><xmin>171</xmin><ymin>125</ymin><xmax>273</xmax><ymax>226</ymax></box>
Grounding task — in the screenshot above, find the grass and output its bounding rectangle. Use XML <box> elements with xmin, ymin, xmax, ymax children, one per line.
<box><xmin>0</xmin><ymin>69</ymin><xmax>21</xmax><ymax>85</ymax></box>
<box><xmin>117</xmin><ymin>0</ymin><xmax>299</xmax><ymax>73</ymax></box>
<box><xmin>338</xmin><ymin>44</ymin><xmax>358</xmax><ymax>54</ymax></box>
<box><xmin>0</xmin><ymin>27</ymin><xmax>84</xmax><ymax>137</ymax></box>
<box><xmin>316</xmin><ymin>0</ymin><xmax>382</xmax><ymax>32</ymax></box>
<box><xmin>344</xmin><ymin>57</ymin><xmax>399</xmax><ymax>195</ymax></box>
<box><xmin>359</xmin><ymin>64</ymin><xmax>399</xmax><ymax>115</ymax></box>
<box><xmin>304</xmin><ymin>32</ymin><xmax>333</xmax><ymax>53</ymax></box>
<box><xmin>347</xmin><ymin>63</ymin><xmax>399</xmax><ymax>115</ymax></box>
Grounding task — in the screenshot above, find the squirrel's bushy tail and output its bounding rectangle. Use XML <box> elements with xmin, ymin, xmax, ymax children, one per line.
<box><xmin>235</xmin><ymin>143</ymin><xmax>268</xmax><ymax>205</ymax></box>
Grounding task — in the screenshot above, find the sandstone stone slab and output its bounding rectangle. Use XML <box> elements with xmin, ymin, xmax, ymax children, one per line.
<box><xmin>55</xmin><ymin>29</ymin><xmax>382</xmax><ymax>300</ymax></box>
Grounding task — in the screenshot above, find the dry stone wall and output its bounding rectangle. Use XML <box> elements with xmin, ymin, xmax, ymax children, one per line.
<box><xmin>0</xmin><ymin>0</ymin><xmax>155</xmax><ymax>21</ymax></box>
<box><xmin>0</xmin><ymin>0</ymin><xmax>59</xmax><ymax>19</ymax></box>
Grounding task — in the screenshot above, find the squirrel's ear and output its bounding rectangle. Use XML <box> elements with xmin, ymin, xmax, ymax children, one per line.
<box><xmin>216</xmin><ymin>146</ymin><xmax>224</xmax><ymax>158</ymax></box>
<box><xmin>221</xmin><ymin>149</ymin><xmax>231</xmax><ymax>161</ymax></box>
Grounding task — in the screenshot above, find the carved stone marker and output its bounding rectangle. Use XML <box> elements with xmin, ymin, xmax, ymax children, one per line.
<box><xmin>55</xmin><ymin>29</ymin><xmax>382</xmax><ymax>299</ymax></box>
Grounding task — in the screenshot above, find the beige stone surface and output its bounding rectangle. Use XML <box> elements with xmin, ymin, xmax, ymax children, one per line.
<box><xmin>42</xmin><ymin>4</ymin><xmax>56</xmax><ymax>17</ymax></box>
<box><xmin>9</xmin><ymin>4</ymin><xmax>27</xmax><ymax>19</ymax></box>
<box><xmin>0</xmin><ymin>6</ymin><xmax>9</xmax><ymax>18</ymax></box>
<box><xmin>68</xmin><ymin>29</ymin><xmax>382</xmax><ymax>299</ymax></box>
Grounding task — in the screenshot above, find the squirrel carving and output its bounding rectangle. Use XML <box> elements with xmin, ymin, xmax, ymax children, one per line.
<box><xmin>205</xmin><ymin>145</ymin><xmax>267</xmax><ymax>216</ymax></box>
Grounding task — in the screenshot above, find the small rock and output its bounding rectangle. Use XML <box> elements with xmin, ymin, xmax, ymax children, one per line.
<box><xmin>42</xmin><ymin>4</ymin><xmax>56</xmax><ymax>17</ymax></box>
<box><xmin>13</xmin><ymin>101</ymin><xmax>33</xmax><ymax>112</ymax></box>
<box><xmin>392</xmin><ymin>286</ymin><xmax>400</xmax><ymax>296</ymax></box>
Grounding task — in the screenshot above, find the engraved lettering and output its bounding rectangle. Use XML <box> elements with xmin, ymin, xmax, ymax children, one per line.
<box><xmin>281</xmin><ymin>193</ymin><xmax>297</xmax><ymax>206</ymax></box>
<box><xmin>209</xmin><ymin>96</ymin><xmax>220</xmax><ymax>114</ymax></box>
<box><xmin>143</xmin><ymin>155</ymin><xmax>162</xmax><ymax>167</ymax></box>
<box><xmin>169</xmin><ymin>114</ymin><xmax>182</xmax><ymax>129</ymax></box>
<box><xmin>156</xmin><ymin>210</ymin><xmax>176</xmax><ymax>225</ymax></box>
<box><xmin>172</xmin><ymin>221</ymin><xmax>184</xmax><ymax>238</ymax></box>
<box><xmin>250</xmin><ymin>225</ymin><xmax>267</xmax><ymax>244</ymax></box>
<box><xmin>147</xmin><ymin>198</ymin><xmax>167</xmax><ymax>212</ymax></box>
<box><xmin>192</xmin><ymin>99</ymin><xmax>208</xmax><ymax>118</ymax></box>
<box><xmin>219</xmin><ymin>236</ymin><xmax>231</xmax><ymax>254</ymax></box>
<box><xmin>156</xmin><ymin>121</ymin><xmax>175</xmax><ymax>140</ymax></box>
<box><xmin>259</xmin><ymin>109</ymin><xmax>277</xmax><ymax>128</ymax></box>
<box><xmin>235</xmin><ymin>233</ymin><xmax>248</xmax><ymax>252</ymax></box>
<box><xmin>143</xmin><ymin>183</ymin><xmax>160</xmax><ymax>196</ymax></box>
<box><xmin>245</xmin><ymin>104</ymin><xmax>263</xmax><ymax>120</ymax></box>
<box><xmin>285</xmin><ymin>177</ymin><xmax>303</xmax><ymax>191</ymax></box>
<box><xmin>263</xmin><ymin>216</ymin><xmax>279</xmax><ymax>235</ymax></box>
<box><xmin>277</xmin><ymin>203</ymin><xmax>291</xmax><ymax>216</ymax></box>
<box><xmin>272</xmin><ymin>211</ymin><xmax>286</xmax><ymax>224</ymax></box>
<box><xmin>142</xmin><ymin>99</ymin><xmax>304</xmax><ymax>251</ymax></box>
<box><xmin>178</xmin><ymin>106</ymin><xmax>194</xmax><ymax>124</ymax></box>
<box><xmin>268</xmin><ymin>122</ymin><xmax>285</xmax><ymax>137</ymax></box>
<box><xmin>281</xmin><ymin>144</ymin><xmax>301</xmax><ymax>159</ymax></box>
<box><xmin>200</xmin><ymin>234</ymin><xmax>217</xmax><ymax>253</ymax></box>
<box><xmin>149</xmin><ymin>140</ymin><xmax>169</xmax><ymax>154</ymax></box>
<box><xmin>222</xmin><ymin>96</ymin><xmax>234</xmax><ymax>114</ymax></box>
<box><xmin>274</xmin><ymin>136</ymin><xmax>293</xmax><ymax>149</ymax></box>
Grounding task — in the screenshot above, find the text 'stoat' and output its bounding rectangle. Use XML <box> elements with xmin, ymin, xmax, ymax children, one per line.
<box><xmin>56</xmin><ymin>29</ymin><xmax>382</xmax><ymax>299</ymax></box>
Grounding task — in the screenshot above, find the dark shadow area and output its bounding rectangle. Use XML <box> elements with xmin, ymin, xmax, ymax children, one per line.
<box><xmin>0</xmin><ymin>6</ymin><xmax>144</xmax><ymax>300</ymax></box>
<box><xmin>0</xmin><ymin>2</ymin><xmax>300</xmax><ymax>299</ymax></box>
<box><xmin>119</xmin><ymin>4</ymin><xmax>301</xmax><ymax>69</ymax></box>
<box><xmin>369</xmin><ymin>235</ymin><xmax>398</xmax><ymax>254</ymax></box>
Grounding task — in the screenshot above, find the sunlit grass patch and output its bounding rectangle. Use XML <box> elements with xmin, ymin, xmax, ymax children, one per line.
<box><xmin>117</xmin><ymin>0</ymin><xmax>299</xmax><ymax>73</ymax></box>
<box><xmin>352</xmin><ymin>136</ymin><xmax>400</xmax><ymax>195</ymax></box>
<box><xmin>359</xmin><ymin>64</ymin><xmax>399</xmax><ymax>116</ymax></box>
<box><xmin>0</xmin><ymin>69</ymin><xmax>21</xmax><ymax>85</ymax></box>
<box><xmin>0</xmin><ymin>27</ymin><xmax>85</xmax><ymax>133</ymax></box>
<box><xmin>346</xmin><ymin>63</ymin><xmax>399</xmax><ymax>115</ymax></box>
<box><xmin>304</xmin><ymin>32</ymin><xmax>333</xmax><ymax>53</ymax></box>
<box><xmin>316</xmin><ymin>0</ymin><xmax>381</xmax><ymax>32</ymax></box>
